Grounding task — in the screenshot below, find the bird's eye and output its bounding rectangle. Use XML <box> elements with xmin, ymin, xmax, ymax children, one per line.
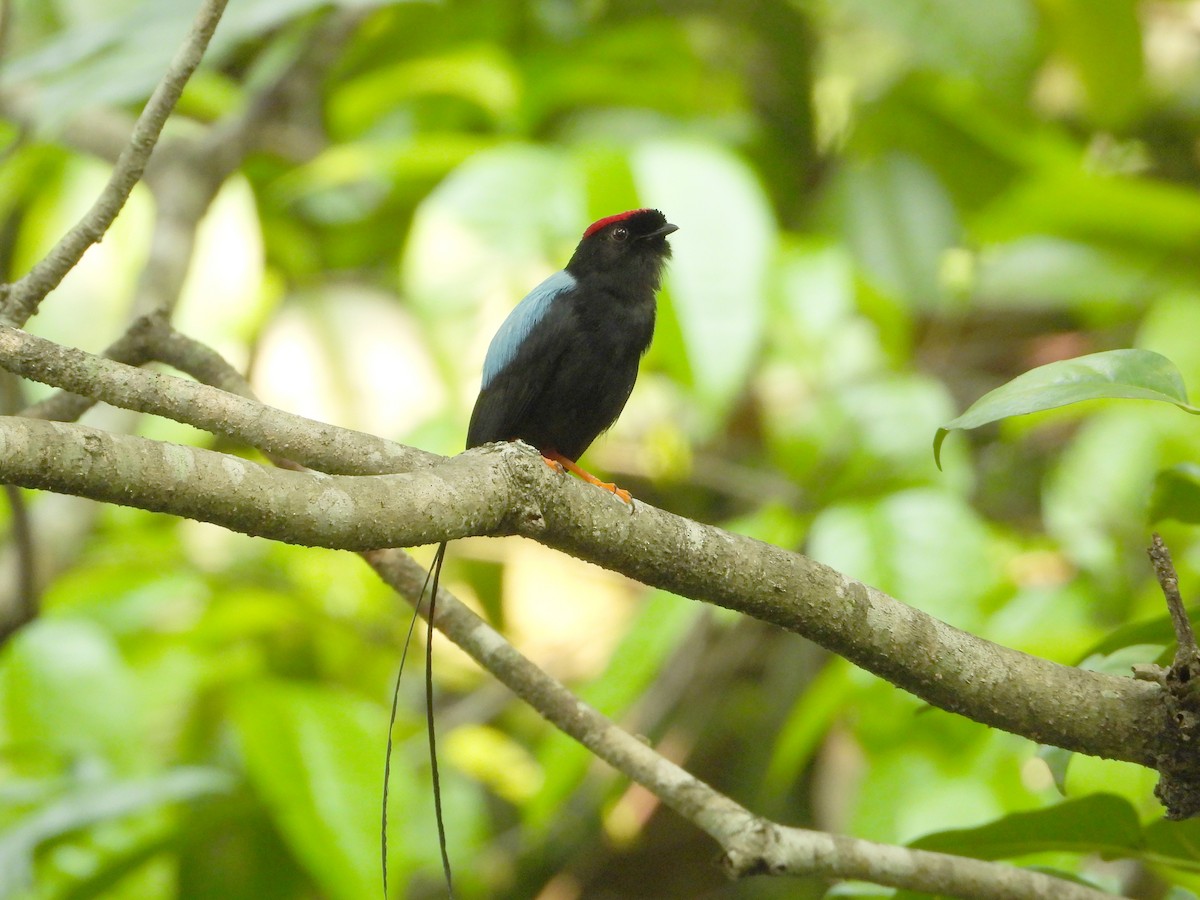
<box><xmin>611</xmin><ymin>226</ymin><xmax>629</xmax><ymax>242</ymax></box>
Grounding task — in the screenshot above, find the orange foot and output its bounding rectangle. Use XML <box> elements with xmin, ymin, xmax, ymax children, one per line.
<box><xmin>543</xmin><ymin>451</ymin><xmax>632</xmax><ymax>504</ymax></box>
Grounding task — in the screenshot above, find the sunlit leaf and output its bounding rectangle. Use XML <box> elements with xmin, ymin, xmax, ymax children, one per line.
<box><xmin>910</xmin><ymin>794</ymin><xmax>1142</xmax><ymax>859</ymax></box>
<box><xmin>935</xmin><ymin>350</ymin><xmax>1200</xmax><ymax>467</ymax></box>
<box><xmin>0</xmin><ymin>768</ymin><xmax>232</xmax><ymax>897</ymax></box>
<box><xmin>807</xmin><ymin>488</ymin><xmax>994</xmax><ymax>626</ymax></box>
<box><xmin>632</xmin><ymin>140</ymin><xmax>775</xmax><ymax>425</ymax></box>
<box><xmin>1040</xmin><ymin>0</ymin><xmax>1143</xmax><ymax>127</ymax></box>
<box><xmin>230</xmin><ymin>681</ymin><xmax>391</xmax><ymax>900</ymax></box>
<box><xmin>1145</xmin><ymin>818</ymin><xmax>1200</xmax><ymax>873</ymax></box>
<box><xmin>3</xmin><ymin>0</ymin><xmax>399</xmax><ymax>125</ymax></box>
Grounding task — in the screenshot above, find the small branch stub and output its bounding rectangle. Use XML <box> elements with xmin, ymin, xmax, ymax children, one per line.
<box><xmin>1147</xmin><ymin>533</ymin><xmax>1200</xmax><ymax>818</ymax></box>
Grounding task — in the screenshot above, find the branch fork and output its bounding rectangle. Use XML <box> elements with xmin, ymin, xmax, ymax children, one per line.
<box><xmin>1140</xmin><ymin>534</ymin><xmax>1200</xmax><ymax>817</ymax></box>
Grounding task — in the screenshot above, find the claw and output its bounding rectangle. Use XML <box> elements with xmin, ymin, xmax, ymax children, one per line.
<box><xmin>543</xmin><ymin>451</ymin><xmax>633</xmax><ymax>504</ymax></box>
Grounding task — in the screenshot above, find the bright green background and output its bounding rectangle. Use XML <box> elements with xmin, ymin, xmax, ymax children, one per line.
<box><xmin>3</xmin><ymin>0</ymin><xmax>1200</xmax><ymax>897</ymax></box>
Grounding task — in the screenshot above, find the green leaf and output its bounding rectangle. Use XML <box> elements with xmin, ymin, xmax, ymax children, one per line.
<box><xmin>3</xmin><ymin>0</ymin><xmax>395</xmax><ymax>127</ymax></box>
<box><xmin>1081</xmin><ymin>607</ymin><xmax>1200</xmax><ymax>662</ymax></box>
<box><xmin>0</xmin><ymin>768</ymin><xmax>233</xmax><ymax>898</ymax></box>
<box><xmin>934</xmin><ymin>350</ymin><xmax>1200</xmax><ymax>467</ymax></box>
<box><xmin>1041</xmin><ymin>0</ymin><xmax>1143</xmax><ymax>127</ymax></box>
<box><xmin>1</xmin><ymin>619</ymin><xmax>141</xmax><ymax>769</ymax></box>
<box><xmin>230</xmin><ymin>681</ymin><xmax>393</xmax><ymax>900</ymax></box>
<box><xmin>839</xmin><ymin>0</ymin><xmax>1038</xmax><ymax>97</ymax></box>
<box><xmin>1151</xmin><ymin>464</ymin><xmax>1200</xmax><ymax>525</ymax></box>
<box><xmin>830</xmin><ymin>152</ymin><xmax>961</xmax><ymax>310</ymax></box>
<box><xmin>1145</xmin><ymin>818</ymin><xmax>1200</xmax><ymax>873</ymax></box>
<box><xmin>763</xmin><ymin>660</ymin><xmax>853</xmax><ymax>795</ymax></box>
<box><xmin>806</xmin><ymin>489</ymin><xmax>995</xmax><ymax>626</ymax></box>
<box><xmin>632</xmin><ymin>140</ymin><xmax>774</xmax><ymax>425</ymax></box>
<box><xmin>910</xmin><ymin>794</ymin><xmax>1143</xmax><ymax>860</ymax></box>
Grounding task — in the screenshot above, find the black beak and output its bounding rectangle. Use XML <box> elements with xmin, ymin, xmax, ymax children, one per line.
<box><xmin>640</xmin><ymin>223</ymin><xmax>679</xmax><ymax>240</ymax></box>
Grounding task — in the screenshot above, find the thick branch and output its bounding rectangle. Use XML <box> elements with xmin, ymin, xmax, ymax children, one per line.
<box><xmin>0</xmin><ymin>416</ymin><xmax>513</xmax><ymax>550</ymax></box>
<box><xmin>0</xmin><ymin>411</ymin><xmax>1167</xmax><ymax>775</ymax></box>
<box><xmin>146</xmin><ymin>334</ymin><xmax>1108</xmax><ymax>899</ymax></box>
<box><xmin>364</xmin><ymin>548</ymin><xmax>1110</xmax><ymax>900</ymax></box>
<box><xmin>0</xmin><ymin>324</ymin><xmax>433</xmax><ymax>473</ymax></box>
<box><xmin>0</xmin><ymin>0</ymin><xmax>228</xmax><ymax>326</ymax></box>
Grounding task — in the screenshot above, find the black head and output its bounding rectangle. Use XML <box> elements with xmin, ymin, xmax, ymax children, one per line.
<box><xmin>564</xmin><ymin>209</ymin><xmax>678</xmax><ymax>285</ymax></box>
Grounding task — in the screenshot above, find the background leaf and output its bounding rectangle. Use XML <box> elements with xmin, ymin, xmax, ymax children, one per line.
<box><xmin>935</xmin><ymin>350</ymin><xmax>1200</xmax><ymax>466</ymax></box>
<box><xmin>910</xmin><ymin>794</ymin><xmax>1143</xmax><ymax>859</ymax></box>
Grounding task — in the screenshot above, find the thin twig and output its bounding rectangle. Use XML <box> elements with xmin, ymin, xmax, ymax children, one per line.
<box><xmin>1145</xmin><ymin>534</ymin><xmax>1200</xmax><ymax>817</ymax></box>
<box><xmin>0</xmin><ymin>0</ymin><xmax>229</xmax><ymax>326</ymax></box>
<box><xmin>0</xmin><ymin>323</ymin><xmax>433</xmax><ymax>473</ymax></box>
<box><xmin>1149</xmin><ymin>533</ymin><xmax>1200</xmax><ymax>673</ymax></box>
<box><xmin>361</xmin><ymin>548</ymin><xmax>1110</xmax><ymax>900</ymax></box>
<box><xmin>19</xmin><ymin>313</ymin><xmax>168</xmax><ymax>421</ymax></box>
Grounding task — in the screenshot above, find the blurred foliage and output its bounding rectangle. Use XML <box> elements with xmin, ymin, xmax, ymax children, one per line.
<box><xmin>4</xmin><ymin>0</ymin><xmax>1200</xmax><ymax>897</ymax></box>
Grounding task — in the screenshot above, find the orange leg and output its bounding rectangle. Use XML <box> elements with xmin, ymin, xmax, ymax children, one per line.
<box><xmin>543</xmin><ymin>451</ymin><xmax>632</xmax><ymax>504</ymax></box>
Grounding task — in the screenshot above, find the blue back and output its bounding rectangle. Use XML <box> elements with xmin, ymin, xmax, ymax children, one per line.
<box><xmin>481</xmin><ymin>269</ymin><xmax>576</xmax><ymax>388</ymax></box>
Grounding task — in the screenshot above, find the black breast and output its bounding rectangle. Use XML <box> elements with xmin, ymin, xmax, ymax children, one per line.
<box><xmin>466</xmin><ymin>286</ymin><xmax>655</xmax><ymax>461</ymax></box>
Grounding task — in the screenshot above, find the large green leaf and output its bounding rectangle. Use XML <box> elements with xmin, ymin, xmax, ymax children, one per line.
<box><xmin>632</xmin><ymin>140</ymin><xmax>775</xmax><ymax>425</ymax></box>
<box><xmin>830</xmin><ymin>152</ymin><xmax>961</xmax><ymax>310</ymax></box>
<box><xmin>1</xmin><ymin>619</ymin><xmax>141</xmax><ymax>770</ymax></box>
<box><xmin>910</xmin><ymin>794</ymin><xmax>1142</xmax><ymax>859</ymax></box>
<box><xmin>3</xmin><ymin>0</ymin><xmax>398</xmax><ymax>126</ymax></box>
<box><xmin>230</xmin><ymin>681</ymin><xmax>393</xmax><ymax>900</ymax></box>
<box><xmin>1040</xmin><ymin>0</ymin><xmax>1143</xmax><ymax>127</ymax></box>
<box><xmin>0</xmin><ymin>768</ymin><xmax>233</xmax><ymax>897</ymax></box>
<box><xmin>806</xmin><ymin>488</ymin><xmax>995</xmax><ymax>626</ymax></box>
<box><xmin>1144</xmin><ymin>817</ymin><xmax>1200</xmax><ymax>873</ymax></box>
<box><xmin>935</xmin><ymin>350</ymin><xmax>1200</xmax><ymax>467</ymax></box>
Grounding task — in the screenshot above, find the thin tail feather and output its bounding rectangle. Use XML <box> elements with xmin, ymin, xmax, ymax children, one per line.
<box><xmin>426</xmin><ymin>542</ymin><xmax>453</xmax><ymax>894</ymax></box>
<box><xmin>381</xmin><ymin>541</ymin><xmax>454</xmax><ymax>898</ymax></box>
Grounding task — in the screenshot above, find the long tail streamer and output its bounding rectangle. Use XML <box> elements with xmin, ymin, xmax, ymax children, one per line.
<box><xmin>381</xmin><ymin>541</ymin><xmax>454</xmax><ymax>898</ymax></box>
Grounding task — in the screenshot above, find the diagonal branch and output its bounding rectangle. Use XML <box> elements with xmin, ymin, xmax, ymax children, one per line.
<box><xmin>0</xmin><ymin>323</ymin><xmax>432</xmax><ymax>473</ymax></box>
<box><xmin>363</xmin><ymin>547</ymin><xmax>1111</xmax><ymax>900</ymax></box>
<box><xmin>152</xmin><ymin>329</ymin><xmax>1112</xmax><ymax>900</ymax></box>
<box><xmin>0</xmin><ymin>325</ymin><xmax>1174</xmax><ymax>770</ymax></box>
<box><xmin>0</xmin><ymin>406</ymin><xmax>1169</xmax><ymax>775</ymax></box>
<box><xmin>0</xmin><ymin>0</ymin><xmax>229</xmax><ymax>326</ymax></box>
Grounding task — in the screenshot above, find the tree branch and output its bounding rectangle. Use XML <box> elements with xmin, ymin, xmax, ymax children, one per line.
<box><xmin>0</xmin><ymin>401</ymin><xmax>1172</xmax><ymax>778</ymax></box>
<box><xmin>363</xmin><ymin>547</ymin><xmax>1111</xmax><ymax>900</ymax></box>
<box><xmin>1141</xmin><ymin>534</ymin><xmax>1200</xmax><ymax>817</ymax></box>
<box><xmin>0</xmin><ymin>0</ymin><xmax>229</xmax><ymax>326</ymax></box>
<box><xmin>0</xmin><ymin>324</ymin><xmax>432</xmax><ymax>473</ymax></box>
<box><xmin>149</xmin><ymin>330</ymin><xmax>1111</xmax><ymax>899</ymax></box>
<box><xmin>0</xmin><ymin>325</ymin><xmax>1177</xmax><ymax>775</ymax></box>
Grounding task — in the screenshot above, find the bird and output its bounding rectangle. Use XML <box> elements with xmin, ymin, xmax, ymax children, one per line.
<box><xmin>467</xmin><ymin>207</ymin><xmax>678</xmax><ymax>494</ymax></box>
<box><xmin>383</xmin><ymin>208</ymin><xmax>677</xmax><ymax>899</ymax></box>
